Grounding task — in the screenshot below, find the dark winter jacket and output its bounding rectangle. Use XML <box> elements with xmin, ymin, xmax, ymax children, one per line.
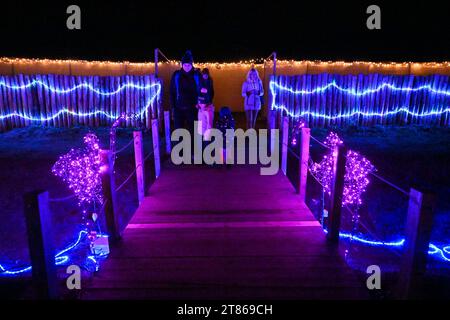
<box><xmin>170</xmin><ymin>68</ymin><xmax>201</xmax><ymax>111</ymax></box>
<box><xmin>216</xmin><ymin>107</ymin><xmax>235</xmax><ymax>137</ymax></box>
<box><xmin>197</xmin><ymin>77</ymin><xmax>214</xmax><ymax>105</ymax></box>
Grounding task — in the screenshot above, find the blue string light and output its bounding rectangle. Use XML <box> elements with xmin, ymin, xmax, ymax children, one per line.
<box><xmin>270</xmin><ymin>80</ymin><xmax>450</xmax><ymax>97</ymax></box>
<box><xmin>269</xmin><ymin>80</ymin><xmax>450</xmax><ymax>120</ymax></box>
<box><xmin>2</xmin><ymin>227</ymin><xmax>448</xmax><ymax>276</ymax></box>
<box><xmin>323</xmin><ymin>229</ymin><xmax>450</xmax><ymax>262</ymax></box>
<box><xmin>0</xmin><ymin>230</ymin><xmax>88</xmax><ymax>276</ymax></box>
<box><xmin>0</xmin><ymin>83</ymin><xmax>161</xmax><ymax>123</ymax></box>
<box><xmin>0</xmin><ymin>78</ymin><xmax>156</xmax><ymax>275</ymax></box>
<box><xmin>271</xmin><ymin>104</ymin><xmax>450</xmax><ymax>120</ymax></box>
<box><xmin>0</xmin><ymin>80</ymin><xmax>159</xmax><ymax>96</ymax></box>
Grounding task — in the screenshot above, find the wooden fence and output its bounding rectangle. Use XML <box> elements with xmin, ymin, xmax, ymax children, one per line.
<box><xmin>270</xmin><ymin>74</ymin><xmax>450</xmax><ymax>127</ymax></box>
<box><xmin>0</xmin><ymin>74</ymin><xmax>162</xmax><ymax>131</ymax></box>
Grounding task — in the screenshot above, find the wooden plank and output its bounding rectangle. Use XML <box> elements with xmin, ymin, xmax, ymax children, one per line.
<box><xmin>299</xmin><ymin>127</ymin><xmax>310</xmax><ymax>201</ymax></box>
<box><xmin>0</xmin><ymin>76</ymin><xmax>6</xmax><ymax>131</ymax></box>
<box><xmin>100</xmin><ymin>150</ymin><xmax>121</xmax><ymax>242</ymax></box>
<box><xmin>48</xmin><ymin>75</ymin><xmax>58</xmax><ymax>127</ymax></box>
<box><xmin>83</xmin><ymin>158</ymin><xmax>366</xmax><ymax>299</ymax></box>
<box><xmin>6</xmin><ymin>76</ymin><xmax>20</xmax><ymax>128</ymax></box>
<box><xmin>127</xmin><ymin>220</ymin><xmax>321</xmax><ymax>229</ymax></box>
<box><xmin>115</xmin><ymin>76</ymin><xmax>121</xmax><ymax>123</ymax></box>
<box><xmin>35</xmin><ymin>75</ymin><xmax>45</xmax><ymax>127</ymax></box>
<box><xmin>152</xmin><ymin>119</ymin><xmax>161</xmax><ymax>178</ymax></box>
<box><xmin>281</xmin><ymin>116</ymin><xmax>288</xmax><ymax>175</ymax></box>
<box><xmin>91</xmin><ymin>255</ymin><xmax>350</xmax><ymax>270</ymax></box>
<box><xmin>61</xmin><ymin>75</ymin><xmax>73</xmax><ymax>128</ymax></box>
<box><xmin>397</xmin><ymin>188</ymin><xmax>436</xmax><ymax>299</ymax></box>
<box><xmin>327</xmin><ymin>144</ymin><xmax>347</xmax><ymax>243</ymax></box>
<box><xmin>133</xmin><ymin>130</ymin><xmax>145</xmax><ymax>204</ymax></box>
<box><xmin>24</xmin><ymin>190</ymin><xmax>57</xmax><ymax>299</ymax></box>
<box><xmin>164</xmin><ymin>110</ymin><xmax>171</xmax><ymax>154</ymax></box>
<box><xmin>18</xmin><ymin>74</ymin><xmax>30</xmax><ymax>127</ymax></box>
<box><xmin>81</xmin><ymin>286</ymin><xmax>366</xmax><ymax>300</ymax></box>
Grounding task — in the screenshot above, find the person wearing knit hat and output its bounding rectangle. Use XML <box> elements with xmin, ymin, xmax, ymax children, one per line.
<box><xmin>181</xmin><ymin>50</ymin><xmax>194</xmax><ymax>65</ymax></box>
<box><xmin>170</xmin><ymin>50</ymin><xmax>201</xmax><ymax>134</ymax></box>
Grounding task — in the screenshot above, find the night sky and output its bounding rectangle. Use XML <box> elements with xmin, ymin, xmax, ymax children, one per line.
<box><xmin>0</xmin><ymin>0</ymin><xmax>449</xmax><ymax>62</ymax></box>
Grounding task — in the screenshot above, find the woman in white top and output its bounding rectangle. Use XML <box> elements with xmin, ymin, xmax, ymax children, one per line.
<box><xmin>241</xmin><ymin>68</ymin><xmax>264</xmax><ymax>129</ymax></box>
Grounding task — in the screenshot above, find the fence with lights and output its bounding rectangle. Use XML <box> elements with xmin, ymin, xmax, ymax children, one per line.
<box><xmin>0</xmin><ymin>115</ymin><xmax>168</xmax><ymax>297</ymax></box>
<box><xmin>278</xmin><ymin>115</ymin><xmax>449</xmax><ymax>298</ymax></box>
<box><xmin>269</xmin><ymin>74</ymin><xmax>450</xmax><ymax>127</ymax></box>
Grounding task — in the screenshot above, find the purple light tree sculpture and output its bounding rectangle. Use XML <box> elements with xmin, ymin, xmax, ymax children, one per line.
<box><xmin>310</xmin><ymin>132</ymin><xmax>375</xmax><ymax>206</ymax></box>
<box><xmin>52</xmin><ymin>132</ymin><xmax>105</xmax><ymax>270</ymax></box>
<box><xmin>52</xmin><ymin>133</ymin><xmax>103</xmax><ymax>205</ymax></box>
<box><xmin>290</xmin><ymin>118</ymin><xmax>306</xmax><ymax>146</ymax></box>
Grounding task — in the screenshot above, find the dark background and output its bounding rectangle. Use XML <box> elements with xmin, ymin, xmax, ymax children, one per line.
<box><xmin>0</xmin><ymin>0</ymin><xmax>449</xmax><ymax>62</ymax></box>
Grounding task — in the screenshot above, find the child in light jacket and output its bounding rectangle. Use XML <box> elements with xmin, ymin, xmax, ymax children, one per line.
<box><xmin>197</xmin><ymin>68</ymin><xmax>215</xmax><ymax>141</ymax></box>
<box><xmin>242</xmin><ymin>68</ymin><xmax>264</xmax><ymax>129</ymax></box>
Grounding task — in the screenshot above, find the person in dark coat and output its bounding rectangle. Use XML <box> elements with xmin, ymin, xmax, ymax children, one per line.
<box><xmin>170</xmin><ymin>51</ymin><xmax>201</xmax><ymax>131</ymax></box>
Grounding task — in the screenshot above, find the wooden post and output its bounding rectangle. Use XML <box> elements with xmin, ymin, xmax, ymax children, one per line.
<box><xmin>281</xmin><ymin>117</ymin><xmax>289</xmax><ymax>175</ymax></box>
<box><xmin>327</xmin><ymin>144</ymin><xmax>347</xmax><ymax>243</ymax></box>
<box><xmin>154</xmin><ymin>48</ymin><xmax>159</xmax><ymax>78</ymax></box>
<box><xmin>24</xmin><ymin>190</ymin><xmax>57</xmax><ymax>299</ymax></box>
<box><xmin>298</xmin><ymin>127</ymin><xmax>311</xmax><ymax>201</ymax></box>
<box><xmin>100</xmin><ymin>150</ymin><xmax>121</xmax><ymax>242</ymax></box>
<box><xmin>273</xmin><ymin>52</ymin><xmax>277</xmax><ymax>76</ymax></box>
<box><xmin>152</xmin><ymin>119</ymin><xmax>161</xmax><ymax>179</ymax></box>
<box><xmin>396</xmin><ymin>188</ymin><xmax>436</xmax><ymax>299</ymax></box>
<box><xmin>269</xmin><ymin>110</ymin><xmax>277</xmax><ymax>155</ymax></box>
<box><xmin>164</xmin><ymin>110</ymin><xmax>171</xmax><ymax>155</ymax></box>
<box><xmin>133</xmin><ymin>131</ymin><xmax>145</xmax><ymax>204</ymax></box>
<box><xmin>268</xmin><ymin>72</ymin><xmax>277</xmax><ymax>154</ymax></box>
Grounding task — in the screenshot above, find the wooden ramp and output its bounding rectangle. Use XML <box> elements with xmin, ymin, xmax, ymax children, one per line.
<box><xmin>82</xmin><ymin>163</ymin><xmax>368</xmax><ymax>299</ymax></box>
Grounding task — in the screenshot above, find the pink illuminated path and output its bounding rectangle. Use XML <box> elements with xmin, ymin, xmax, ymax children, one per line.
<box><xmin>82</xmin><ymin>163</ymin><xmax>368</xmax><ymax>299</ymax></box>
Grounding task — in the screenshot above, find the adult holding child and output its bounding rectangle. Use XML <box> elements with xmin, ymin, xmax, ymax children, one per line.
<box><xmin>241</xmin><ymin>68</ymin><xmax>264</xmax><ymax>129</ymax></box>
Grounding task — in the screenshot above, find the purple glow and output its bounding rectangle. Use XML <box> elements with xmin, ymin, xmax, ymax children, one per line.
<box><xmin>52</xmin><ymin>133</ymin><xmax>103</xmax><ymax>205</ymax></box>
<box><xmin>290</xmin><ymin>118</ymin><xmax>306</xmax><ymax>146</ymax></box>
<box><xmin>310</xmin><ymin>132</ymin><xmax>375</xmax><ymax>206</ymax></box>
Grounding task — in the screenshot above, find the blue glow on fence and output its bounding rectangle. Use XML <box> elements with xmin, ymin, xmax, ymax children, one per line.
<box><xmin>0</xmin><ymin>230</ymin><xmax>87</xmax><ymax>276</ymax></box>
<box><xmin>323</xmin><ymin>229</ymin><xmax>450</xmax><ymax>262</ymax></box>
<box><xmin>345</xmin><ymin>236</ymin><xmax>450</xmax><ymax>262</ymax></box>
<box><xmin>0</xmin><ymin>82</ymin><xmax>161</xmax><ymax>123</ymax></box>
<box><xmin>0</xmin><ymin>80</ymin><xmax>159</xmax><ymax>96</ymax></box>
<box><xmin>271</xmin><ymin>104</ymin><xmax>450</xmax><ymax>120</ymax></box>
<box><xmin>269</xmin><ymin>80</ymin><xmax>450</xmax><ymax>120</ymax></box>
<box><xmin>339</xmin><ymin>232</ymin><xmax>405</xmax><ymax>247</ymax></box>
<box><xmin>269</xmin><ymin>81</ymin><xmax>450</xmax><ymax>97</ymax></box>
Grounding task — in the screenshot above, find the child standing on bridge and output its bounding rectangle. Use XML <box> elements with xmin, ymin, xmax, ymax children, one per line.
<box><xmin>216</xmin><ymin>106</ymin><xmax>235</xmax><ymax>166</ymax></box>
<box><xmin>197</xmin><ymin>68</ymin><xmax>215</xmax><ymax>141</ymax></box>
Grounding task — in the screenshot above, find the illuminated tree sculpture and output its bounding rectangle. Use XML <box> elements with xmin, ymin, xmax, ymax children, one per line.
<box><xmin>310</xmin><ymin>132</ymin><xmax>375</xmax><ymax>206</ymax></box>
<box><xmin>290</xmin><ymin>118</ymin><xmax>306</xmax><ymax>146</ymax></box>
<box><xmin>52</xmin><ymin>133</ymin><xmax>103</xmax><ymax>205</ymax></box>
<box><xmin>52</xmin><ymin>133</ymin><xmax>105</xmax><ymax>270</ymax></box>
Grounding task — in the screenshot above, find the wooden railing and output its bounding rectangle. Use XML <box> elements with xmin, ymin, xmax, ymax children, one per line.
<box><xmin>279</xmin><ymin>115</ymin><xmax>437</xmax><ymax>299</ymax></box>
<box><xmin>21</xmin><ymin>115</ymin><xmax>172</xmax><ymax>298</ymax></box>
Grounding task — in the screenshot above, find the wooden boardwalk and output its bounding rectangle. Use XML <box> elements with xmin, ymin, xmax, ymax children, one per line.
<box><xmin>82</xmin><ymin>162</ymin><xmax>368</xmax><ymax>299</ymax></box>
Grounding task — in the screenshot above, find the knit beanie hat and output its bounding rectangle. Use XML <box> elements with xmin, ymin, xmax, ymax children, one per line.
<box><xmin>219</xmin><ymin>106</ymin><xmax>232</xmax><ymax>118</ymax></box>
<box><xmin>181</xmin><ymin>50</ymin><xmax>194</xmax><ymax>64</ymax></box>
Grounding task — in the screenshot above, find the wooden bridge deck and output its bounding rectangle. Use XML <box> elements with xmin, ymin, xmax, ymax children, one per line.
<box><xmin>82</xmin><ymin>162</ymin><xmax>368</xmax><ymax>299</ymax></box>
